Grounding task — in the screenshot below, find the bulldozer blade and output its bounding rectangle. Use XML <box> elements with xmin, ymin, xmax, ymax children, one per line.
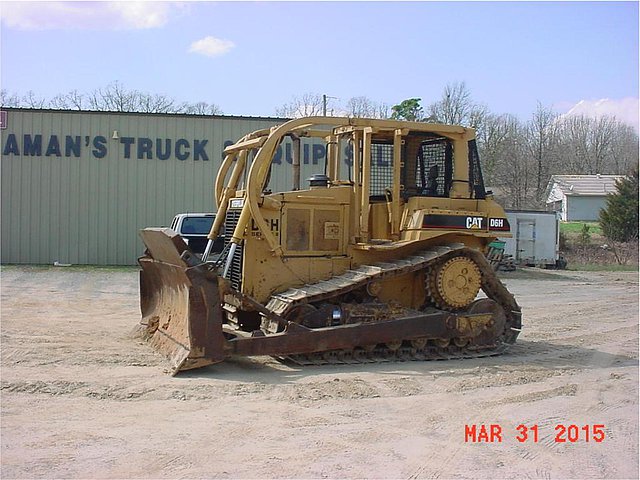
<box><xmin>135</xmin><ymin>228</ymin><xmax>228</xmax><ymax>374</ymax></box>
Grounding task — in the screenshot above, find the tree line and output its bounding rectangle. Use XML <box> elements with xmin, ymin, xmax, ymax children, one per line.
<box><xmin>2</xmin><ymin>81</ymin><xmax>638</xmax><ymax>210</ymax></box>
<box><xmin>1</xmin><ymin>81</ymin><xmax>223</xmax><ymax>115</ymax></box>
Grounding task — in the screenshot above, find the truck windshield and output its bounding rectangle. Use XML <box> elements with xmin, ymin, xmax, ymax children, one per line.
<box><xmin>181</xmin><ymin>216</ymin><xmax>215</xmax><ymax>235</ymax></box>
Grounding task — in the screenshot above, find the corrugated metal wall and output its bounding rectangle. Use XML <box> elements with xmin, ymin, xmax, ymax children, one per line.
<box><xmin>1</xmin><ymin>109</ymin><xmax>329</xmax><ymax>265</ymax></box>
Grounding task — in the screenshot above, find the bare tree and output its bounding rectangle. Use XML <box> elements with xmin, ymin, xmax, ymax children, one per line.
<box><xmin>467</xmin><ymin>103</ymin><xmax>489</xmax><ymax>133</ymax></box>
<box><xmin>0</xmin><ymin>89</ymin><xmax>21</xmax><ymax>107</ymax></box>
<box><xmin>57</xmin><ymin>81</ymin><xmax>224</xmax><ymax>115</ymax></box>
<box><xmin>525</xmin><ymin>102</ymin><xmax>561</xmax><ymax>203</ymax></box>
<box><xmin>345</xmin><ymin>96</ymin><xmax>390</xmax><ymax>119</ymax></box>
<box><xmin>608</xmin><ymin>122</ymin><xmax>639</xmax><ymax>174</ymax></box>
<box><xmin>180</xmin><ymin>101</ymin><xmax>223</xmax><ymax>115</ymax></box>
<box><xmin>427</xmin><ymin>82</ymin><xmax>469</xmax><ymax>124</ymax></box>
<box><xmin>589</xmin><ymin>116</ymin><xmax>617</xmax><ymax>174</ymax></box>
<box><xmin>23</xmin><ymin>90</ymin><xmax>47</xmax><ymax>108</ymax></box>
<box><xmin>136</xmin><ymin>92</ymin><xmax>176</xmax><ymax>113</ymax></box>
<box><xmin>346</xmin><ymin>96</ymin><xmax>372</xmax><ymax>117</ymax></box>
<box><xmin>376</xmin><ymin>102</ymin><xmax>391</xmax><ymax>119</ymax></box>
<box><xmin>480</xmin><ymin>114</ymin><xmax>537</xmax><ymax>209</ymax></box>
<box><xmin>559</xmin><ymin>115</ymin><xmax>589</xmax><ymax>173</ymax></box>
<box><xmin>87</xmin><ymin>81</ymin><xmax>140</xmax><ymax>112</ymax></box>
<box><xmin>477</xmin><ymin>113</ymin><xmax>512</xmax><ymax>181</ymax></box>
<box><xmin>49</xmin><ymin>90</ymin><xmax>85</xmax><ymax>110</ymax></box>
<box><xmin>558</xmin><ymin>115</ymin><xmax>617</xmax><ymax>174</ymax></box>
<box><xmin>275</xmin><ymin>93</ymin><xmax>325</xmax><ymax>118</ymax></box>
<box><xmin>426</xmin><ymin>81</ymin><xmax>487</xmax><ymax>129</ymax></box>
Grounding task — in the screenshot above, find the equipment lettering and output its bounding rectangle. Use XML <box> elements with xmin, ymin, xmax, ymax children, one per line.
<box><xmin>45</xmin><ymin>135</ymin><xmax>61</xmax><ymax>157</ymax></box>
<box><xmin>92</xmin><ymin>136</ymin><xmax>107</xmax><ymax>159</ymax></box>
<box><xmin>489</xmin><ymin>217</ymin><xmax>510</xmax><ymax>231</ymax></box>
<box><xmin>250</xmin><ymin>218</ymin><xmax>280</xmax><ymax>237</ymax></box>
<box><xmin>490</xmin><ymin>218</ymin><xmax>504</xmax><ymax>228</ymax></box>
<box><xmin>2</xmin><ymin>133</ymin><xmax>211</xmax><ymax>161</ymax></box>
<box><xmin>193</xmin><ymin>140</ymin><xmax>209</xmax><ymax>161</ymax></box>
<box><xmin>138</xmin><ymin>138</ymin><xmax>154</xmax><ymax>159</ymax></box>
<box><xmin>24</xmin><ymin>134</ymin><xmax>42</xmax><ymax>156</ymax></box>
<box><xmin>466</xmin><ymin>217</ymin><xmax>484</xmax><ymax>229</ymax></box>
<box><xmin>234</xmin><ymin>140</ymin><xmax>376</xmax><ymax>168</ymax></box>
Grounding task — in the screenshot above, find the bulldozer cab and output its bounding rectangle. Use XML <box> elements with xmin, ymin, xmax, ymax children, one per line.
<box><xmin>204</xmin><ymin>118</ymin><xmax>500</xmax><ymax>262</ymax></box>
<box><xmin>365</xmin><ymin>131</ymin><xmax>487</xmax><ymax>201</ymax></box>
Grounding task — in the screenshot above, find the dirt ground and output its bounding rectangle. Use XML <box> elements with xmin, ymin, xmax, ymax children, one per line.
<box><xmin>1</xmin><ymin>266</ymin><xmax>638</xmax><ymax>479</ymax></box>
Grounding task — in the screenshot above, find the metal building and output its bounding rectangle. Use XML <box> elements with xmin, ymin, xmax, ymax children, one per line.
<box><xmin>1</xmin><ymin>109</ymin><xmax>331</xmax><ymax>265</ymax></box>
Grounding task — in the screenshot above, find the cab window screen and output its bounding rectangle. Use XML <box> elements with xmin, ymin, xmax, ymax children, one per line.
<box><xmin>416</xmin><ymin>139</ymin><xmax>452</xmax><ymax>197</ymax></box>
<box><xmin>369</xmin><ymin>142</ymin><xmax>394</xmax><ymax>197</ymax></box>
<box><xmin>468</xmin><ymin>139</ymin><xmax>486</xmax><ymax>199</ymax></box>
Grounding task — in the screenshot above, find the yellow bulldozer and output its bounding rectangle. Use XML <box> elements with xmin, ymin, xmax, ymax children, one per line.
<box><xmin>136</xmin><ymin>117</ymin><xmax>521</xmax><ymax>374</ymax></box>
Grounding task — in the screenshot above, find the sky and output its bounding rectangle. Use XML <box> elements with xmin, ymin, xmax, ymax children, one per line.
<box><xmin>1</xmin><ymin>1</ymin><xmax>638</xmax><ymax>130</ymax></box>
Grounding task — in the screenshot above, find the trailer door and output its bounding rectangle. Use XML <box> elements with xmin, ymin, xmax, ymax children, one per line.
<box><xmin>516</xmin><ymin>219</ymin><xmax>536</xmax><ymax>263</ymax></box>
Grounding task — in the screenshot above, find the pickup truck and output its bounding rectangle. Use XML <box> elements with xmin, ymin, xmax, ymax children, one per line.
<box><xmin>169</xmin><ymin>213</ymin><xmax>225</xmax><ymax>256</ymax></box>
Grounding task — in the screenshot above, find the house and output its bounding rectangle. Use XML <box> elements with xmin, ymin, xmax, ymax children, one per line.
<box><xmin>545</xmin><ymin>174</ymin><xmax>624</xmax><ymax>221</ymax></box>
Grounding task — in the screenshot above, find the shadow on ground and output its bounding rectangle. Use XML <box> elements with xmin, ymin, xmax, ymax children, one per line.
<box><xmin>176</xmin><ymin>339</ymin><xmax>638</xmax><ymax>384</ymax></box>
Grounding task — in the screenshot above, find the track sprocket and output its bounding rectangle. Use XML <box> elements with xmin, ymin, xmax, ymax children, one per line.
<box><xmin>429</xmin><ymin>255</ymin><xmax>482</xmax><ymax>310</ymax></box>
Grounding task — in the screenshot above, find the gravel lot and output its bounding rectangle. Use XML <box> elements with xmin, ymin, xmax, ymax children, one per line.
<box><xmin>1</xmin><ymin>266</ymin><xmax>638</xmax><ymax>479</ymax></box>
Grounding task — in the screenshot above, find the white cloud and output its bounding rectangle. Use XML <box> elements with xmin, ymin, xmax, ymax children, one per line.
<box><xmin>0</xmin><ymin>1</ymin><xmax>179</xmax><ymax>30</ymax></box>
<box><xmin>559</xmin><ymin>98</ymin><xmax>639</xmax><ymax>132</ymax></box>
<box><xmin>189</xmin><ymin>36</ymin><xmax>235</xmax><ymax>58</ymax></box>
<box><xmin>108</xmin><ymin>2</ymin><xmax>173</xmax><ymax>29</ymax></box>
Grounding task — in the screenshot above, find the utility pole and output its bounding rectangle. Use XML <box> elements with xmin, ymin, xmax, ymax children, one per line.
<box><xmin>323</xmin><ymin>94</ymin><xmax>338</xmax><ymax>116</ymax></box>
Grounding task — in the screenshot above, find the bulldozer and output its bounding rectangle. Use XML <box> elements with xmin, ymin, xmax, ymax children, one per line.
<box><xmin>136</xmin><ymin>117</ymin><xmax>521</xmax><ymax>374</ymax></box>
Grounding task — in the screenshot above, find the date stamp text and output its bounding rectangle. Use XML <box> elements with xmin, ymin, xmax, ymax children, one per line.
<box><xmin>465</xmin><ymin>424</ymin><xmax>606</xmax><ymax>443</ymax></box>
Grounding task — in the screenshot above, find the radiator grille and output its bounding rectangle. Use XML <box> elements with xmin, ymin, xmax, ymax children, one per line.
<box><xmin>223</xmin><ymin>207</ymin><xmax>244</xmax><ymax>291</ymax></box>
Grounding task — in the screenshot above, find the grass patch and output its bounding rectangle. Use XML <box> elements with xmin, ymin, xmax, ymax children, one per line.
<box><xmin>567</xmin><ymin>263</ymin><xmax>638</xmax><ymax>272</ymax></box>
<box><xmin>561</xmin><ymin>221</ymin><xmax>602</xmax><ymax>236</ymax></box>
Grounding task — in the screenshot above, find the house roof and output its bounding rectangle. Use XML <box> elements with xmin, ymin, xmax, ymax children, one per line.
<box><xmin>546</xmin><ymin>174</ymin><xmax>624</xmax><ymax>198</ymax></box>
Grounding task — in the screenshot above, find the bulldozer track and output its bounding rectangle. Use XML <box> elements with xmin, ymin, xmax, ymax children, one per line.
<box><xmin>264</xmin><ymin>243</ymin><xmax>521</xmax><ymax>366</ymax></box>
<box><xmin>281</xmin><ymin>341</ymin><xmax>512</xmax><ymax>366</ymax></box>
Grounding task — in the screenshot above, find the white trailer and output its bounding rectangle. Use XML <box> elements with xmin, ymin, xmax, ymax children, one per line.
<box><xmin>501</xmin><ymin>210</ymin><xmax>562</xmax><ymax>268</ymax></box>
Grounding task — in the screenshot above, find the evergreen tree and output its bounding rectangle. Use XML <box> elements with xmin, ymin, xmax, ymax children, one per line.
<box><xmin>391</xmin><ymin>98</ymin><xmax>424</xmax><ymax>122</ymax></box>
<box><xmin>599</xmin><ymin>169</ymin><xmax>639</xmax><ymax>242</ymax></box>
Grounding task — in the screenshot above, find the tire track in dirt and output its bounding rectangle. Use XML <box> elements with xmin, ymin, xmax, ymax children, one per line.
<box><xmin>482</xmin><ymin>384</ymin><xmax>578</xmax><ymax>407</ymax></box>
